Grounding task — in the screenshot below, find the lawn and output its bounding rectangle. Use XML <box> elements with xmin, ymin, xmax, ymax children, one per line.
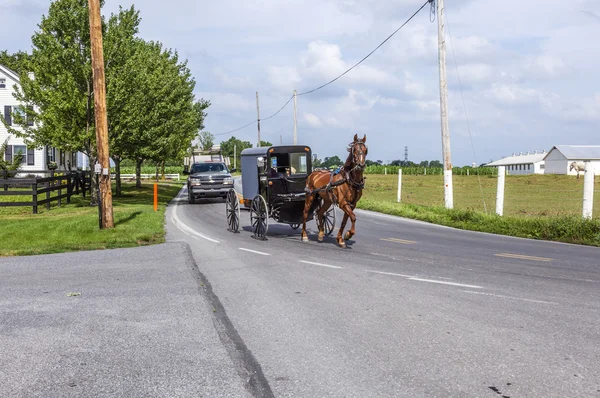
<box><xmin>358</xmin><ymin>174</ymin><xmax>600</xmax><ymax>246</ymax></box>
<box><xmin>0</xmin><ymin>182</ymin><xmax>183</xmax><ymax>256</ymax></box>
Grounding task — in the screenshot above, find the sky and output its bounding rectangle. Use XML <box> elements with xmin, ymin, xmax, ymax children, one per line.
<box><xmin>1</xmin><ymin>0</ymin><xmax>599</xmax><ymax>166</ymax></box>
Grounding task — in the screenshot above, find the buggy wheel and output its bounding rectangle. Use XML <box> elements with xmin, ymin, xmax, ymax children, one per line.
<box><xmin>250</xmin><ymin>194</ymin><xmax>269</xmax><ymax>240</ymax></box>
<box><xmin>322</xmin><ymin>205</ymin><xmax>336</xmax><ymax>236</ymax></box>
<box><xmin>225</xmin><ymin>189</ymin><xmax>240</xmax><ymax>233</ymax></box>
<box><xmin>290</xmin><ymin>223</ymin><xmax>300</xmax><ymax>230</ymax></box>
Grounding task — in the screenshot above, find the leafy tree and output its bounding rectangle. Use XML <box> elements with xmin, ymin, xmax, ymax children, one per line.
<box><xmin>0</xmin><ymin>50</ymin><xmax>32</xmax><ymax>76</ymax></box>
<box><xmin>259</xmin><ymin>140</ymin><xmax>273</xmax><ymax>147</ymax></box>
<box><xmin>322</xmin><ymin>155</ymin><xmax>342</xmax><ymax>169</ymax></box>
<box><xmin>390</xmin><ymin>160</ymin><xmax>402</xmax><ymax>166</ymax></box>
<box><xmin>0</xmin><ymin>138</ymin><xmax>24</xmax><ymax>173</ymax></box>
<box><xmin>220</xmin><ymin>136</ymin><xmax>252</xmax><ymax>170</ymax></box>
<box><xmin>429</xmin><ymin>160</ymin><xmax>442</xmax><ymax>168</ymax></box>
<box><xmin>419</xmin><ymin>160</ymin><xmax>429</xmax><ymax>167</ymax></box>
<box><xmin>5</xmin><ymin>0</ymin><xmax>141</xmax><ymax>201</ymax></box>
<box><xmin>197</xmin><ymin>131</ymin><xmax>215</xmax><ymax>151</ymax></box>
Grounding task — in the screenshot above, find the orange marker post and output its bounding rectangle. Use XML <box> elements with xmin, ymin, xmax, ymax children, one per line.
<box><xmin>153</xmin><ymin>183</ymin><xmax>158</xmax><ymax>211</ymax></box>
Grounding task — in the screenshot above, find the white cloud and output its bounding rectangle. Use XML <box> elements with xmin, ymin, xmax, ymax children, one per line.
<box><xmin>303</xmin><ymin>113</ymin><xmax>322</xmax><ymax>127</ymax></box>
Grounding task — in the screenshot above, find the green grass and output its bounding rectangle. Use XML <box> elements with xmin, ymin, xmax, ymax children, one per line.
<box><xmin>359</xmin><ymin>174</ymin><xmax>600</xmax><ymax>246</ymax></box>
<box><xmin>0</xmin><ymin>182</ymin><xmax>183</xmax><ymax>256</ymax></box>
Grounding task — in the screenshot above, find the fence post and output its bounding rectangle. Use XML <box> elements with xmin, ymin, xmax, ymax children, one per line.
<box><xmin>582</xmin><ymin>162</ymin><xmax>594</xmax><ymax>220</ymax></box>
<box><xmin>397</xmin><ymin>169</ymin><xmax>402</xmax><ymax>203</ymax></box>
<box><xmin>496</xmin><ymin>166</ymin><xmax>505</xmax><ymax>216</ymax></box>
<box><xmin>3</xmin><ymin>170</ymin><xmax>6</xmax><ymax>191</ymax></box>
<box><xmin>424</xmin><ymin>167</ymin><xmax>427</xmax><ymax>176</ymax></box>
<box><xmin>32</xmin><ymin>181</ymin><xmax>38</xmax><ymax>214</ymax></box>
<box><xmin>46</xmin><ymin>170</ymin><xmax>53</xmax><ymax>210</ymax></box>
<box><xmin>57</xmin><ymin>174</ymin><xmax>62</xmax><ymax>207</ymax></box>
<box><xmin>67</xmin><ymin>174</ymin><xmax>72</xmax><ymax>204</ymax></box>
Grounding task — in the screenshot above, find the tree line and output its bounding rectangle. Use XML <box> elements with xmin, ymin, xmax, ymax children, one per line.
<box><xmin>0</xmin><ymin>0</ymin><xmax>209</xmax><ymax>198</ymax></box>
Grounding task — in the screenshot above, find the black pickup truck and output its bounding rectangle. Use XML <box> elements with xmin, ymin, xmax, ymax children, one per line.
<box><xmin>186</xmin><ymin>162</ymin><xmax>234</xmax><ymax>204</ymax></box>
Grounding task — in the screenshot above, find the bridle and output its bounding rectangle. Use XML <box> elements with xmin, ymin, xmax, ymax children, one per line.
<box><xmin>348</xmin><ymin>140</ymin><xmax>368</xmax><ymax>171</ymax></box>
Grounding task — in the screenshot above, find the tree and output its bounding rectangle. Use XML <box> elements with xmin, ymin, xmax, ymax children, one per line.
<box><xmin>6</xmin><ymin>0</ymin><xmax>142</xmax><ymax>202</ymax></box>
<box><xmin>322</xmin><ymin>155</ymin><xmax>342</xmax><ymax>169</ymax></box>
<box><xmin>108</xmin><ymin>39</ymin><xmax>207</xmax><ymax>187</ymax></box>
<box><xmin>0</xmin><ymin>138</ymin><xmax>24</xmax><ymax>173</ymax></box>
<box><xmin>197</xmin><ymin>131</ymin><xmax>214</xmax><ymax>151</ymax></box>
<box><xmin>0</xmin><ymin>51</ymin><xmax>32</xmax><ymax>76</ymax></box>
<box><xmin>259</xmin><ymin>140</ymin><xmax>273</xmax><ymax>147</ymax></box>
<box><xmin>220</xmin><ymin>136</ymin><xmax>252</xmax><ymax>169</ymax></box>
<box><xmin>429</xmin><ymin>160</ymin><xmax>442</xmax><ymax>168</ymax></box>
<box><xmin>419</xmin><ymin>160</ymin><xmax>429</xmax><ymax>168</ymax></box>
<box><xmin>390</xmin><ymin>160</ymin><xmax>402</xmax><ymax>166</ymax></box>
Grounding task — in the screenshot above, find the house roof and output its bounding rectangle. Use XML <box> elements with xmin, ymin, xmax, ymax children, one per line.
<box><xmin>543</xmin><ymin>145</ymin><xmax>600</xmax><ymax>160</ymax></box>
<box><xmin>487</xmin><ymin>152</ymin><xmax>546</xmax><ymax>166</ymax></box>
<box><xmin>0</xmin><ymin>64</ymin><xmax>20</xmax><ymax>82</ymax></box>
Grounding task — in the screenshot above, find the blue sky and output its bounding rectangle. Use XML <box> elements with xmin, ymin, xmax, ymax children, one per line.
<box><xmin>1</xmin><ymin>0</ymin><xmax>599</xmax><ymax>165</ymax></box>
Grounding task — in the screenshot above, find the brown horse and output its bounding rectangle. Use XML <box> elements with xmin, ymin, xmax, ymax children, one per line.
<box><xmin>301</xmin><ymin>134</ymin><xmax>368</xmax><ymax>247</ymax></box>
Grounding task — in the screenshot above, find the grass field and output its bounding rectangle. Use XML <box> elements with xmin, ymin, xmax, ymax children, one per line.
<box><xmin>362</xmin><ymin>174</ymin><xmax>600</xmax><ymax>218</ymax></box>
<box><xmin>0</xmin><ymin>182</ymin><xmax>183</xmax><ymax>256</ymax></box>
<box><xmin>358</xmin><ymin>174</ymin><xmax>600</xmax><ymax>246</ymax></box>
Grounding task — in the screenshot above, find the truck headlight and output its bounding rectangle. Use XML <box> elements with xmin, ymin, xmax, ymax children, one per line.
<box><xmin>223</xmin><ymin>177</ymin><xmax>234</xmax><ymax>185</ymax></box>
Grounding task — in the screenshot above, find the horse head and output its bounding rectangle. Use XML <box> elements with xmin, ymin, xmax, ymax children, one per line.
<box><xmin>347</xmin><ymin>134</ymin><xmax>368</xmax><ymax>170</ymax></box>
<box><xmin>569</xmin><ymin>162</ymin><xmax>575</xmax><ymax>171</ymax></box>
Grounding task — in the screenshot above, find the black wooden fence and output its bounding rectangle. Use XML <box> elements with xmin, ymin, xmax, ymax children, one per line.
<box><xmin>0</xmin><ymin>170</ymin><xmax>91</xmax><ymax>214</ymax></box>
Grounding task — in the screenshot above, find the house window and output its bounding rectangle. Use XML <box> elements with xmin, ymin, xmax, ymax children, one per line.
<box><xmin>540</xmin><ymin>164</ymin><xmax>545</xmax><ymax>170</ymax></box>
<box><xmin>3</xmin><ymin>106</ymin><xmax>12</xmax><ymax>125</ymax></box>
<box><xmin>47</xmin><ymin>147</ymin><xmax>56</xmax><ymax>162</ymax></box>
<box><xmin>528</xmin><ymin>164</ymin><xmax>531</xmax><ymax>170</ymax></box>
<box><xmin>0</xmin><ymin>78</ymin><xmax>5</xmax><ymax>89</ymax></box>
<box><xmin>13</xmin><ymin>145</ymin><xmax>27</xmax><ymax>164</ymax></box>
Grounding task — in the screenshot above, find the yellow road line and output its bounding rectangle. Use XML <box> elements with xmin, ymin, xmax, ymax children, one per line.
<box><xmin>380</xmin><ymin>238</ymin><xmax>417</xmax><ymax>245</ymax></box>
<box><xmin>494</xmin><ymin>253</ymin><xmax>553</xmax><ymax>262</ymax></box>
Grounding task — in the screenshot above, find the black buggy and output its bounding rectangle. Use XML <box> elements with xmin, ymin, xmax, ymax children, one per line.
<box><xmin>225</xmin><ymin>145</ymin><xmax>335</xmax><ymax>240</ymax></box>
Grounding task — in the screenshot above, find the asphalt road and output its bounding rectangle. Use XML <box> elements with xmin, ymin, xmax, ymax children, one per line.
<box><xmin>168</xmin><ymin>185</ymin><xmax>600</xmax><ymax>397</ymax></box>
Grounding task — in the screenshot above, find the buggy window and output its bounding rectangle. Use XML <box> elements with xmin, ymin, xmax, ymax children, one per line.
<box><xmin>192</xmin><ymin>163</ymin><xmax>227</xmax><ymax>173</ymax></box>
<box><xmin>290</xmin><ymin>153</ymin><xmax>307</xmax><ymax>174</ymax></box>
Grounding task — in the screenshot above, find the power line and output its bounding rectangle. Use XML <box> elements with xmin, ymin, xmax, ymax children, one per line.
<box><xmin>297</xmin><ymin>0</ymin><xmax>431</xmax><ymax>96</ymax></box>
<box><xmin>212</xmin><ymin>0</ymin><xmax>431</xmax><ymax>137</ymax></box>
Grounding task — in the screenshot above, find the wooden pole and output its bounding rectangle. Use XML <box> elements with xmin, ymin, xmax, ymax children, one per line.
<box><xmin>436</xmin><ymin>0</ymin><xmax>453</xmax><ymax>209</ymax></box>
<box><xmin>256</xmin><ymin>91</ymin><xmax>261</xmax><ymax>147</ymax></box>
<box><xmin>496</xmin><ymin>166</ymin><xmax>505</xmax><ymax>216</ymax></box>
<box><xmin>88</xmin><ymin>0</ymin><xmax>114</xmax><ymax>228</ymax></box>
<box><xmin>293</xmin><ymin>89</ymin><xmax>297</xmax><ymax>145</ymax></box>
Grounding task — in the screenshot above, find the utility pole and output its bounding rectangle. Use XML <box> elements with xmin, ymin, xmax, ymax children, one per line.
<box><xmin>88</xmin><ymin>0</ymin><xmax>114</xmax><ymax>228</ymax></box>
<box><xmin>293</xmin><ymin>89</ymin><xmax>297</xmax><ymax>145</ymax></box>
<box><xmin>234</xmin><ymin>144</ymin><xmax>236</xmax><ymax>170</ymax></box>
<box><xmin>280</xmin><ymin>135</ymin><xmax>282</xmax><ymax>145</ymax></box>
<box><xmin>436</xmin><ymin>0</ymin><xmax>453</xmax><ymax>209</ymax></box>
<box><xmin>256</xmin><ymin>91</ymin><xmax>261</xmax><ymax>147</ymax></box>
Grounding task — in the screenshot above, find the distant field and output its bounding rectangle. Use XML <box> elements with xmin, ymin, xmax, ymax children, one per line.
<box><xmin>361</xmin><ymin>174</ymin><xmax>600</xmax><ymax>219</ymax></box>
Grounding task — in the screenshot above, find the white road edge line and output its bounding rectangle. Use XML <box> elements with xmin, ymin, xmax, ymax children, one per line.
<box><xmin>462</xmin><ymin>291</ymin><xmax>558</xmax><ymax>305</ymax></box>
<box><xmin>171</xmin><ymin>189</ymin><xmax>220</xmax><ymax>244</ymax></box>
<box><xmin>300</xmin><ymin>260</ymin><xmax>343</xmax><ymax>269</ymax></box>
<box><xmin>239</xmin><ymin>248</ymin><xmax>271</xmax><ymax>256</ymax></box>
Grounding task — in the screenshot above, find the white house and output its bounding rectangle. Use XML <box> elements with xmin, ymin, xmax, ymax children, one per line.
<box><xmin>1</xmin><ymin>63</ymin><xmax>89</xmax><ymax>173</ymax></box>
<box><xmin>486</xmin><ymin>151</ymin><xmax>547</xmax><ymax>175</ymax></box>
<box><xmin>0</xmin><ymin>64</ymin><xmax>48</xmax><ymax>173</ymax></box>
<box><xmin>543</xmin><ymin>145</ymin><xmax>600</xmax><ymax>175</ymax></box>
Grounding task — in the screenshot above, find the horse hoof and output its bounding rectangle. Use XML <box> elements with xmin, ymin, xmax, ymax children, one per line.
<box><xmin>301</xmin><ymin>236</ymin><xmax>309</xmax><ymax>242</ymax></box>
<box><xmin>318</xmin><ymin>236</ymin><xmax>323</xmax><ymax>242</ymax></box>
<box><xmin>338</xmin><ymin>241</ymin><xmax>346</xmax><ymax>248</ymax></box>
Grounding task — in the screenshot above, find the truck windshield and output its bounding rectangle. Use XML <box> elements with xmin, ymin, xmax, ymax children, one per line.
<box><xmin>192</xmin><ymin>163</ymin><xmax>228</xmax><ymax>173</ymax></box>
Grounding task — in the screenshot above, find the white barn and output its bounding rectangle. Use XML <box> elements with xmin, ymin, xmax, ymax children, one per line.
<box><xmin>543</xmin><ymin>145</ymin><xmax>600</xmax><ymax>175</ymax></box>
<box><xmin>486</xmin><ymin>151</ymin><xmax>547</xmax><ymax>175</ymax></box>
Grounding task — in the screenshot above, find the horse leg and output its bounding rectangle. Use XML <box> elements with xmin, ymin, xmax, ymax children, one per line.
<box><xmin>344</xmin><ymin>205</ymin><xmax>356</xmax><ymax>240</ymax></box>
<box><xmin>301</xmin><ymin>192</ymin><xmax>315</xmax><ymax>242</ymax></box>
<box><xmin>316</xmin><ymin>196</ymin><xmax>332</xmax><ymax>242</ymax></box>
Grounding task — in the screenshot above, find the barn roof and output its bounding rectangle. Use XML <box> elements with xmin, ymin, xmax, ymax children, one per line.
<box><xmin>487</xmin><ymin>152</ymin><xmax>546</xmax><ymax>166</ymax></box>
<box><xmin>544</xmin><ymin>145</ymin><xmax>600</xmax><ymax>160</ymax></box>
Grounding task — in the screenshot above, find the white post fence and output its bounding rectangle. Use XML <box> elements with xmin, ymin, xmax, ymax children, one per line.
<box><xmin>397</xmin><ymin>169</ymin><xmax>402</xmax><ymax>203</ymax></box>
<box><xmin>496</xmin><ymin>166</ymin><xmax>505</xmax><ymax>216</ymax></box>
<box><xmin>582</xmin><ymin>162</ymin><xmax>594</xmax><ymax>220</ymax></box>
